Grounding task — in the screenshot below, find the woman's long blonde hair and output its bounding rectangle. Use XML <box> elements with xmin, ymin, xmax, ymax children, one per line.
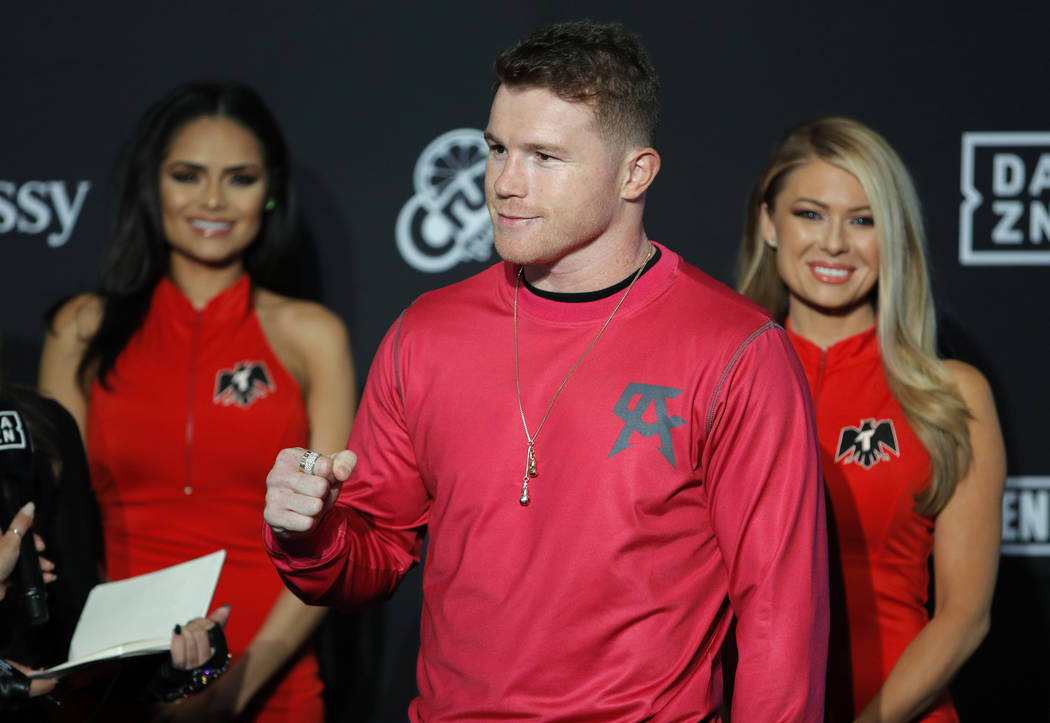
<box><xmin>737</xmin><ymin>117</ymin><xmax>970</xmax><ymax>515</ymax></box>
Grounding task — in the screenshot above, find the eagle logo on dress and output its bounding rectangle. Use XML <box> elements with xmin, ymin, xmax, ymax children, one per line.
<box><xmin>213</xmin><ymin>361</ymin><xmax>275</xmax><ymax>408</ymax></box>
<box><xmin>835</xmin><ymin>418</ymin><xmax>899</xmax><ymax>469</ymax></box>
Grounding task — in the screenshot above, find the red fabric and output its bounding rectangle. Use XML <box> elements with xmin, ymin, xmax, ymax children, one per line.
<box><xmin>787</xmin><ymin>322</ymin><xmax>957</xmax><ymax>722</ymax></box>
<box><xmin>267</xmin><ymin>245</ymin><xmax>829</xmax><ymax>722</ymax></box>
<box><xmin>87</xmin><ymin>275</ymin><xmax>322</xmax><ymax>722</ymax></box>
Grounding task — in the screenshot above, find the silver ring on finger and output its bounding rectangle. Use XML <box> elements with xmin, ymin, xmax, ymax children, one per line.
<box><xmin>9</xmin><ymin>527</ymin><xmax>21</xmax><ymax>538</ymax></box>
<box><xmin>298</xmin><ymin>450</ymin><xmax>320</xmax><ymax>476</ymax></box>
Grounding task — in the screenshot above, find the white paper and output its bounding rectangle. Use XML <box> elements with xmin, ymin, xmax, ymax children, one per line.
<box><xmin>38</xmin><ymin>638</ymin><xmax>170</xmax><ymax>676</ymax></box>
<box><xmin>55</xmin><ymin>549</ymin><xmax>225</xmax><ymax>671</ymax></box>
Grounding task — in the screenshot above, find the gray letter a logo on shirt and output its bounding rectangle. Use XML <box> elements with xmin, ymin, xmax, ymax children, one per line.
<box><xmin>608</xmin><ymin>383</ymin><xmax>685</xmax><ymax>468</ymax></box>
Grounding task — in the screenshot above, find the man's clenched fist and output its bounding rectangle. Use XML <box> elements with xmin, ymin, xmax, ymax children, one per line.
<box><xmin>264</xmin><ymin>447</ymin><xmax>358</xmax><ymax>538</ymax></box>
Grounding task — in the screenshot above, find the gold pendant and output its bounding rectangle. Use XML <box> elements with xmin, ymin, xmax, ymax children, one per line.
<box><xmin>520</xmin><ymin>443</ymin><xmax>537</xmax><ymax>506</ymax></box>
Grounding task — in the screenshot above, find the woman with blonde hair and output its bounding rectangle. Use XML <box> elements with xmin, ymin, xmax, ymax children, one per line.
<box><xmin>738</xmin><ymin>117</ymin><xmax>1005</xmax><ymax>722</ymax></box>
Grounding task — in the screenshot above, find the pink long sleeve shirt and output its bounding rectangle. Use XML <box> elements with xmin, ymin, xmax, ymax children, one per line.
<box><xmin>265</xmin><ymin>245</ymin><xmax>828</xmax><ymax>721</ymax></box>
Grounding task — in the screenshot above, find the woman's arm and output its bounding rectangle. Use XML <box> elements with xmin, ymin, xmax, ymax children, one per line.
<box><xmin>37</xmin><ymin>294</ymin><xmax>102</xmax><ymax>440</ymax></box>
<box><xmin>175</xmin><ymin>300</ymin><xmax>357</xmax><ymax>719</ymax></box>
<box><xmin>855</xmin><ymin>361</ymin><xmax>1006</xmax><ymax>723</ymax></box>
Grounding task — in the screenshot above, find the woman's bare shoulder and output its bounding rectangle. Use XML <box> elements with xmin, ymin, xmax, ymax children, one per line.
<box><xmin>254</xmin><ymin>289</ymin><xmax>348</xmax><ymax>339</ymax></box>
<box><xmin>48</xmin><ymin>293</ymin><xmax>104</xmax><ymax>342</ymax></box>
<box><xmin>253</xmin><ymin>289</ymin><xmax>351</xmax><ymax>386</ymax></box>
<box><xmin>941</xmin><ymin>359</ymin><xmax>994</xmax><ymax>407</ymax></box>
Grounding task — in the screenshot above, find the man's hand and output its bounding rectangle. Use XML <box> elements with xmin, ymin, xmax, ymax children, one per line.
<box><xmin>264</xmin><ymin>447</ymin><xmax>358</xmax><ymax>538</ymax></box>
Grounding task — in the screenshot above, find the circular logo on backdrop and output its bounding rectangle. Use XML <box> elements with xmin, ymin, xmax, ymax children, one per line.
<box><xmin>395</xmin><ymin>129</ymin><xmax>493</xmax><ymax>273</ymax></box>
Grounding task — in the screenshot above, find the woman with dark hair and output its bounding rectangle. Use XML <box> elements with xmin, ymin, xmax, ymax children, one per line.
<box><xmin>738</xmin><ymin>117</ymin><xmax>1005</xmax><ymax>722</ymax></box>
<box><xmin>0</xmin><ymin>368</ymin><xmax>97</xmax><ymax>714</ymax></box>
<box><xmin>39</xmin><ymin>83</ymin><xmax>356</xmax><ymax>721</ymax></box>
<box><xmin>0</xmin><ymin>363</ymin><xmax>229</xmax><ymax>719</ymax></box>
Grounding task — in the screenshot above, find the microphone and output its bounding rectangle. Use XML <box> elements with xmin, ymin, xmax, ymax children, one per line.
<box><xmin>0</xmin><ymin>399</ymin><xmax>49</xmax><ymax>625</ymax></box>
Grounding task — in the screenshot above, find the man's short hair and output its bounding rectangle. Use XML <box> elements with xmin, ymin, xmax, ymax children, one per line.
<box><xmin>493</xmin><ymin>20</ymin><xmax>660</xmax><ymax>147</ymax></box>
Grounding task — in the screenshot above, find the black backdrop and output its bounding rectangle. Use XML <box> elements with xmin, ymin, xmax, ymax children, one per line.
<box><xmin>5</xmin><ymin>2</ymin><xmax>1049</xmax><ymax>719</ymax></box>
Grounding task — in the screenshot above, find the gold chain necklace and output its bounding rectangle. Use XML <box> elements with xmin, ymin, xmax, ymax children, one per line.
<box><xmin>513</xmin><ymin>243</ymin><xmax>654</xmax><ymax>506</ymax></box>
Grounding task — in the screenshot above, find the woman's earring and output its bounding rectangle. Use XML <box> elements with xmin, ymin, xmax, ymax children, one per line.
<box><xmin>265</xmin><ymin>200</ymin><xmax>276</xmax><ymax>212</ymax></box>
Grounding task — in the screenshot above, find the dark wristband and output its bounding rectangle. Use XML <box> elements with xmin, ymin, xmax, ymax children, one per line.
<box><xmin>142</xmin><ymin>624</ymin><xmax>231</xmax><ymax>703</ymax></box>
<box><xmin>0</xmin><ymin>658</ymin><xmax>31</xmax><ymax>701</ymax></box>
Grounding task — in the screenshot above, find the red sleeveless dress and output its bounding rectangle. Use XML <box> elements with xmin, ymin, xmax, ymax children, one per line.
<box><xmin>787</xmin><ymin>322</ymin><xmax>956</xmax><ymax>722</ymax></box>
<box><xmin>87</xmin><ymin>275</ymin><xmax>323</xmax><ymax>721</ymax></box>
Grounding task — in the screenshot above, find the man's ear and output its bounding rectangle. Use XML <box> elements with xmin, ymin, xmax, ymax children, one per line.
<box><xmin>622</xmin><ymin>147</ymin><xmax>661</xmax><ymax>201</ymax></box>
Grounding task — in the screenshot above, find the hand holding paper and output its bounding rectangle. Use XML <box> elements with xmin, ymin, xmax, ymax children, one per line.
<box><xmin>33</xmin><ymin>550</ymin><xmax>226</xmax><ymax>678</ymax></box>
<box><xmin>171</xmin><ymin>604</ymin><xmax>230</xmax><ymax>671</ymax></box>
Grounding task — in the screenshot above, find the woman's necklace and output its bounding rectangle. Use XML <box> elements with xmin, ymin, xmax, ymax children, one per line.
<box><xmin>513</xmin><ymin>243</ymin><xmax>654</xmax><ymax>506</ymax></box>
